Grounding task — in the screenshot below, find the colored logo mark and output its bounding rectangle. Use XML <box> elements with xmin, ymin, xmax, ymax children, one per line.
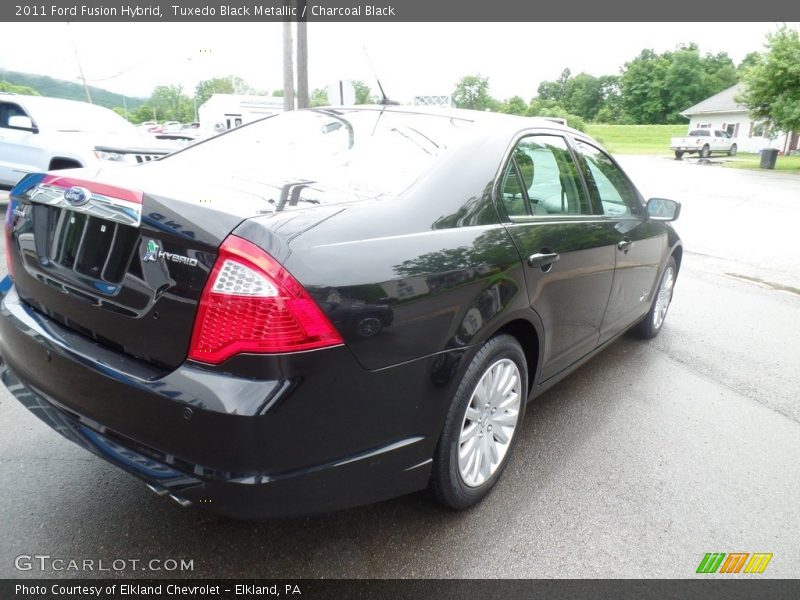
<box><xmin>63</xmin><ymin>186</ymin><xmax>90</xmax><ymax>207</ymax></box>
<box><xmin>142</xmin><ymin>240</ymin><xmax>159</xmax><ymax>262</ymax></box>
<box><xmin>696</xmin><ymin>552</ymin><xmax>772</xmax><ymax>574</ymax></box>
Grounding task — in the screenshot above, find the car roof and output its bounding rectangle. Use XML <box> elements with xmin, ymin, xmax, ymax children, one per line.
<box><xmin>0</xmin><ymin>93</ymin><xmax>110</xmax><ymax>113</ymax></box>
<box><xmin>313</xmin><ymin>104</ymin><xmax>592</xmax><ymax>144</ymax></box>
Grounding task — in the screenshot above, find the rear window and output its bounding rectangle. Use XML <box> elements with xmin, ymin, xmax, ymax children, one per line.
<box><xmin>688</xmin><ymin>129</ymin><xmax>710</xmax><ymax>137</ymax></box>
<box><xmin>163</xmin><ymin>109</ymin><xmax>475</xmax><ymax>198</ymax></box>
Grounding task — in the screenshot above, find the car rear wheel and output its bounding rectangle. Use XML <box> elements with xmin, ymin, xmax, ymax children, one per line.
<box><xmin>674</xmin><ymin>150</ymin><xmax>684</xmax><ymax>160</ymax></box>
<box><xmin>728</xmin><ymin>144</ymin><xmax>737</xmax><ymax>156</ymax></box>
<box><xmin>631</xmin><ymin>257</ymin><xmax>677</xmax><ymax>339</ymax></box>
<box><xmin>700</xmin><ymin>144</ymin><xmax>711</xmax><ymax>159</ymax></box>
<box><xmin>431</xmin><ymin>334</ymin><xmax>527</xmax><ymax>509</ymax></box>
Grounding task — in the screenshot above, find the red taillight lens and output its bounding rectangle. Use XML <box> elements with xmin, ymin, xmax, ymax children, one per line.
<box><xmin>5</xmin><ymin>199</ymin><xmax>17</xmax><ymax>279</ymax></box>
<box><xmin>187</xmin><ymin>235</ymin><xmax>342</xmax><ymax>364</ymax></box>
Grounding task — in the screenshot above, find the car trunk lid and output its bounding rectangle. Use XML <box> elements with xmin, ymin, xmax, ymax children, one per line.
<box><xmin>5</xmin><ymin>166</ymin><xmax>352</xmax><ymax>369</ymax></box>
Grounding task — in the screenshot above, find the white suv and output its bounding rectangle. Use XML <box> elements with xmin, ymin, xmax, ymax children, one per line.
<box><xmin>0</xmin><ymin>94</ymin><xmax>175</xmax><ymax>189</ymax></box>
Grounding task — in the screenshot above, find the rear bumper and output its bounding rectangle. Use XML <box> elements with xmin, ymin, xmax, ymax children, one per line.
<box><xmin>0</xmin><ymin>279</ymin><xmax>457</xmax><ymax>518</ymax></box>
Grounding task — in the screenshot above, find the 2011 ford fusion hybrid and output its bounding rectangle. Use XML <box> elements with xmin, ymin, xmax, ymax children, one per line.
<box><xmin>0</xmin><ymin>107</ymin><xmax>681</xmax><ymax>518</ymax></box>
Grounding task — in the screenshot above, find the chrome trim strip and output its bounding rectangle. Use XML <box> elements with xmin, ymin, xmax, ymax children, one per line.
<box><xmin>28</xmin><ymin>183</ymin><xmax>142</xmax><ymax>227</ymax></box>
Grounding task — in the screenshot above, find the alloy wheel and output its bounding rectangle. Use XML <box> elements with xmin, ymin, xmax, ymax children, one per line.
<box><xmin>458</xmin><ymin>358</ymin><xmax>522</xmax><ymax>487</ymax></box>
<box><xmin>653</xmin><ymin>266</ymin><xmax>675</xmax><ymax>330</ymax></box>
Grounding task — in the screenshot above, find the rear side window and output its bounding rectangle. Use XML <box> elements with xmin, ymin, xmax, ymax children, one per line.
<box><xmin>499</xmin><ymin>134</ymin><xmax>591</xmax><ymax>217</ymax></box>
<box><xmin>573</xmin><ymin>140</ymin><xmax>643</xmax><ymax>218</ymax></box>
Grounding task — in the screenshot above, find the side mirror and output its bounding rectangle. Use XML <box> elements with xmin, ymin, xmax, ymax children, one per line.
<box><xmin>8</xmin><ymin>115</ymin><xmax>36</xmax><ymax>132</ymax></box>
<box><xmin>647</xmin><ymin>197</ymin><xmax>681</xmax><ymax>222</ymax></box>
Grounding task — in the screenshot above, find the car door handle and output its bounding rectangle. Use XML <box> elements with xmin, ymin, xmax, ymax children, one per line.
<box><xmin>528</xmin><ymin>252</ymin><xmax>560</xmax><ymax>268</ymax></box>
<box><xmin>617</xmin><ymin>239</ymin><xmax>634</xmax><ymax>253</ymax></box>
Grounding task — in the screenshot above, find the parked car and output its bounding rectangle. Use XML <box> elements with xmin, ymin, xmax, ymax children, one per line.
<box><xmin>0</xmin><ymin>107</ymin><xmax>682</xmax><ymax>518</ymax></box>
<box><xmin>670</xmin><ymin>128</ymin><xmax>738</xmax><ymax>159</ymax></box>
<box><xmin>0</xmin><ymin>94</ymin><xmax>176</xmax><ymax>189</ymax></box>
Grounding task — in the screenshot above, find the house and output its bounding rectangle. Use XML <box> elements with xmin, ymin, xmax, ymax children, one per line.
<box><xmin>197</xmin><ymin>94</ymin><xmax>284</xmax><ymax>131</ymax></box>
<box><xmin>680</xmin><ymin>84</ymin><xmax>799</xmax><ymax>154</ymax></box>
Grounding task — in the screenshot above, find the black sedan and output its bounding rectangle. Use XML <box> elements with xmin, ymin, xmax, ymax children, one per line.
<box><xmin>0</xmin><ymin>107</ymin><xmax>681</xmax><ymax>517</ymax></box>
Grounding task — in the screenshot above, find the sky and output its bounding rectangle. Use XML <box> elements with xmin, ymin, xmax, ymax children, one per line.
<box><xmin>0</xmin><ymin>22</ymin><xmax>796</xmax><ymax>103</ymax></box>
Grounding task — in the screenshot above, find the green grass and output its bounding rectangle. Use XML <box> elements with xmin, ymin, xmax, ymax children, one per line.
<box><xmin>722</xmin><ymin>153</ymin><xmax>800</xmax><ymax>174</ymax></box>
<box><xmin>585</xmin><ymin>124</ymin><xmax>686</xmax><ymax>154</ymax></box>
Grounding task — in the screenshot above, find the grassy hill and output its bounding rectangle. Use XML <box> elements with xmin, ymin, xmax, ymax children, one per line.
<box><xmin>0</xmin><ymin>70</ymin><xmax>146</xmax><ymax>111</ymax></box>
<box><xmin>586</xmin><ymin>124</ymin><xmax>687</xmax><ymax>154</ymax></box>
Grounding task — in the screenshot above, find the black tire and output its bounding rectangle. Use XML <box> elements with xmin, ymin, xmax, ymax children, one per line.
<box><xmin>699</xmin><ymin>144</ymin><xmax>711</xmax><ymax>159</ymax></box>
<box><xmin>431</xmin><ymin>334</ymin><xmax>528</xmax><ymax>510</ymax></box>
<box><xmin>631</xmin><ymin>256</ymin><xmax>677</xmax><ymax>340</ymax></box>
<box><xmin>674</xmin><ymin>150</ymin><xmax>684</xmax><ymax>160</ymax></box>
<box><xmin>728</xmin><ymin>144</ymin><xmax>737</xmax><ymax>156</ymax></box>
<box><xmin>355</xmin><ymin>314</ymin><xmax>383</xmax><ymax>338</ymax></box>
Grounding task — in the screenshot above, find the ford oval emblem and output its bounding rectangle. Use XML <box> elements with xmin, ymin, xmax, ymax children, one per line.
<box><xmin>63</xmin><ymin>186</ymin><xmax>91</xmax><ymax>207</ymax></box>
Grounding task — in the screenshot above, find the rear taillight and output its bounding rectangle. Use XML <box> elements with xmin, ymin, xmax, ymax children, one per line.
<box><xmin>4</xmin><ymin>198</ymin><xmax>17</xmax><ymax>279</ymax></box>
<box><xmin>188</xmin><ymin>235</ymin><xmax>342</xmax><ymax>364</ymax></box>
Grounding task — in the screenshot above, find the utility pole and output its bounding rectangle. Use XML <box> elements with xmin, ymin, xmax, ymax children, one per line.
<box><xmin>296</xmin><ymin>2</ymin><xmax>309</xmax><ymax>109</ymax></box>
<box><xmin>282</xmin><ymin>21</ymin><xmax>295</xmax><ymax>111</ymax></box>
<box><xmin>66</xmin><ymin>22</ymin><xmax>92</xmax><ymax>104</ymax></box>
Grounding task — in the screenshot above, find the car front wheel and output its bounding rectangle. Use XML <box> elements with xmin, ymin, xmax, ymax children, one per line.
<box><xmin>632</xmin><ymin>257</ymin><xmax>677</xmax><ymax>339</ymax></box>
<box><xmin>431</xmin><ymin>334</ymin><xmax>527</xmax><ymax>509</ymax></box>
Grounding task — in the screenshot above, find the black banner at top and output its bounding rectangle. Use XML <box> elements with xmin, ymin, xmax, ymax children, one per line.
<box><xmin>2</xmin><ymin>0</ymin><xmax>800</xmax><ymax>22</ymax></box>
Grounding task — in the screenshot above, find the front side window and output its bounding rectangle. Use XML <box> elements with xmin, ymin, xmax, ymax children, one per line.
<box><xmin>573</xmin><ymin>140</ymin><xmax>642</xmax><ymax>218</ymax></box>
<box><xmin>0</xmin><ymin>102</ymin><xmax>31</xmax><ymax>130</ymax></box>
<box><xmin>499</xmin><ymin>134</ymin><xmax>591</xmax><ymax>218</ymax></box>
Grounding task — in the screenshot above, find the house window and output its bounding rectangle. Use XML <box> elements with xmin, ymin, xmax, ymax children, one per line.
<box><xmin>726</xmin><ymin>123</ymin><xmax>738</xmax><ymax>137</ymax></box>
<box><xmin>753</xmin><ymin>122</ymin><xmax>765</xmax><ymax>137</ymax></box>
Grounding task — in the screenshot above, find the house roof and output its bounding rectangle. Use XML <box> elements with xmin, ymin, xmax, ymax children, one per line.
<box><xmin>680</xmin><ymin>84</ymin><xmax>747</xmax><ymax>117</ymax></box>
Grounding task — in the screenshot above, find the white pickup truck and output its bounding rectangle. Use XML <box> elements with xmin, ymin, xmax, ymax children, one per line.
<box><xmin>670</xmin><ymin>128</ymin><xmax>738</xmax><ymax>160</ymax></box>
<box><xmin>0</xmin><ymin>93</ymin><xmax>176</xmax><ymax>189</ymax></box>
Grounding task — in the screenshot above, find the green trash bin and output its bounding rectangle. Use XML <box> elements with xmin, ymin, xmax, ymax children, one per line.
<box><xmin>760</xmin><ymin>148</ymin><xmax>779</xmax><ymax>169</ymax></box>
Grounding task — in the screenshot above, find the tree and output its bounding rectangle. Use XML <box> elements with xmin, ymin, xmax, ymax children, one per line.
<box><xmin>621</xmin><ymin>49</ymin><xmax>672</xmax><ymax>124</ymax></box>
<box><xmin>595</xmin><ymin>75</ymin><xmax>628</xmax><ymax>123</ymax></box>
<box><xmin>148</xmin><ymin>85</ymin><xmax>194</xmax><ymax>122</ymax></box>
<box><xmin>129</xmin><ymin>104</ymin><xmax>156</xmax><ymax>124</ymax></box>
<box><xmin>741</xmin><ymin>26</ymin><xmax>800</xmax><ymax>137</ymax></box>
<box><xmin>536</xmin><ymin>80</ymin><xmax>563</xmax><ymax>102</ymax></box>
<box><xmin>664</xmin><ymin>47</ymin><xmax>707</xmax><ymax>122</ymax></box>
<box><xmin>526</xmin><ymin>102</ymin><xmax>587</xmax><ymax>132</ymax></box>
<box><xmin>562</xmin><ymin>73</ymin><xmax>603</xmax><ymax>121</ymax></box>
<box><xmin>194</xmin><ymin>76</ymin><xmax>254</xmax><ymax>107</ymax></box>
<box><xmin>309</xmin><ymin>88</ymin><xmax>328</xmax><ymax>107</ymax></box>
<box><xmin>0</xmin><ymin>81</ymin><xmax>39</xmax><ymax>95</ymax></box>
<box><xmin>536</xmin><ymin>68</ymin><xmax>572</xmax><ymax>103</ymax></box>
<box><xmin>702</xmin><ymin>51</ymin><xmax>738</xmax><ymax>94</ymax></box>
<box><xmin>452</xmin><ymin>75</ymin><xmax>497</xmax><ymax>111</ymax></box>
<box><xmin>738</xmin><ymin>51</ymin><xmax>762</xmax><ymax>74</ymax></box>
<box><xmin>352</xmin><ymin>80</ymin><xmax>372</xmax><ymax>104</ymax></box>
<box><xmin>498</xmin><ymin>96</ymin><xmax>528</xmax><ymax>115</ymax></box>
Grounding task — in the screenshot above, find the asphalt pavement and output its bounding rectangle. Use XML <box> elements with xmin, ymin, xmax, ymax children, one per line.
<box><xmin>0</xmin><ymin>157</ymin><xmax>798</xmax><ymax>578</ymax></box>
